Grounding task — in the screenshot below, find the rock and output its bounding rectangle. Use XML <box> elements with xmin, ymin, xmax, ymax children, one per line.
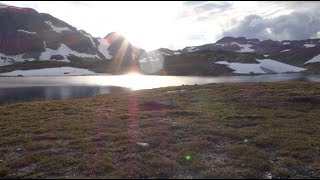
<box><xmin>171</xmin><ymin>122</ymin><xmax>182</xmax><ymax>128</ymax></box>
<box><xmin>137</xmin><ymin>142</ymin><xmax>149</xmax><ymax>147</ymax></box>
<box><xmin>266</xmin><ymin>173</ymin><xmax>272</xmax><ymax>179</ymax></box>
<box><xmin>167</xmin><ymin>89</ymin><xmax>186</xmax><ymax>94</ymax></box>
<box><xmin>244</xmin><ymin>139</ymin><xmax>248</xmax><ymax>143</ymax></box>
<box><xmin>16</xmin><ymin>148</ymin><xmax>22</xmax><ymax>152</ymax></box>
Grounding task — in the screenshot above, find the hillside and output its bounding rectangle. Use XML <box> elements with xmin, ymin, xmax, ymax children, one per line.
<box><xmin>1</xmin><ymin>82</ymin><xmax>320</xmax><ymax>178</ymax></box>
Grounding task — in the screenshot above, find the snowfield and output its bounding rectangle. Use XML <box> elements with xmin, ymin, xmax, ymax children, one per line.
<box><xmin>39</xmin><ymin>44</ymin><xmax>99</xmax><ymax>62</ymax></box>
<box><xmin>216</xmin><ymin>43</ymin><xmax>225</xmax><ymax>46</ymax></box>
<box><xmin>0</xmin><ymin>67</ymin><xmax>97</xmax><ymax>76</ymax></box>
<box><xmin>0</xmin><ymin>53</ymin><xmax>35</xmax><ymax>66</ymax></box>
<box><xmin>160</xmin><ymin>52</ymin><xmax>171</xmax><ymax>56</ymax></box>
<box><xmin>45</xmin><ymin>21</ymin><xmax>72</xmax><ymax>33</ymax></box>
<box><xmin>305</xmin><ymin>54</ymin><xmax>320</xmax><ymax>64</ymax></box>
<box><xmin>186</xmin><ymin>47</ymin><xmax>198</xmax><ymax>52</ymax></box>
<box><xmin>281</xmin><ymin>49</ymin><xmax>291</xmax><ymax>52</ymax></box>
<box><xmin>304</xmin><ymin>44</ymin><xmax>316</xmax><ymax>48</ymax></box>
<box><xmin>231</xmin><ymin>42</ymin><xmax>255</xmax><ymax>52</ymax></box>
<box><xmin>215</xmin><ymin>59</ymin><xmax>306</xmax><ymax>74</ymax></box>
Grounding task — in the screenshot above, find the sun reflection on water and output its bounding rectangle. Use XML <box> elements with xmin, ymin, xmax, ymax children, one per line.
<box><xmin>121</xmin><ymin>72</ymin><xmax>158</xmax><ymax>90</ymax></box>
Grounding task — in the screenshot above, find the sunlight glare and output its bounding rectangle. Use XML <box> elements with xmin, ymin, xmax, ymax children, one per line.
<box><xmin>121</xmin><ymin>73</ymin><xmax>157</xmax><ymax>90</ymax></box>
<box><xmin>138</xmin><ymin>50</ymin><xmax>165</xmax><ymax>74</ymax></box>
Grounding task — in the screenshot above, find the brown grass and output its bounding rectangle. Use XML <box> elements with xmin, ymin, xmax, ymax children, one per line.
<box><xmin>0</xmin><ymin>82</ymin><xmax>320</xmax><ymax>178</ymax></box>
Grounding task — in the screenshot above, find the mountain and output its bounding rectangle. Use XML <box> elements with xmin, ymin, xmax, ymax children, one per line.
<box><xmin>1</xmin><ymin>3</ymin><xmax>320</xmax><ymax>76</ymax></box>
<box><xmin>104</xmin><ymin>32</ymin><xmax>145</xmax><ymax>74</ymax></box>
<box><xmin>144</xmin><ymin>36</ymin><xmax>320</xmax><ymax>76</ymax></box>
<box><xmin>0</xmin><ymin>3</ymin><xmax>144</xmax><ymax>74</ymax></box>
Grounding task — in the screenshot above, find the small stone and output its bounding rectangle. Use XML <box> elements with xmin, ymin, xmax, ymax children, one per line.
<box><xmin>167</xmin><ymin>89</ymin><xmax>186</xmax><ymax>94</ymax></box>
<box><xmin>266</xmin><ymin>173</ymin><xmax>272</xmax><ymax>179</ymax></box>
<box><xmin>137</xmin><ymin>142</ymin><xmax>149</xmax><ymax>147</ymax></box>
<box><xmin>16</xmin><ymin>148</ymin><xmax>22</xmax><ymax>152</ymax></box>
<box><xmin>171</xmin><ymin>122</ymin><xmax>182</xmax><ymax>128</ymax></box>
<box><xmin>244</xmin><ymin>139</ymin><xmax>248</xmax><ymax>143</ymax></box>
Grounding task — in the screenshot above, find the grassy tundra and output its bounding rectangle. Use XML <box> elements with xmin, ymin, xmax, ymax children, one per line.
<box><xmin>1</xmin><ymin>82</ymin><xmax>320</xmax><ymax>178</ymax></box>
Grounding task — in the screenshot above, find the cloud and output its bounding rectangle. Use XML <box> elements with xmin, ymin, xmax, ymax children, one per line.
<box><xmin>194</xmin><ymin>2</ymin><xmax>232</xmax><ymax>13</ymax></box>
<box><xmin>274</xmin><ymin>1</ymin><xmax>320</xmax><ymax>12</ymax></box>
<box><xmin>180</xmin><ymin>1</ymin><xmax>233</xmax><ymax>19</ymax></box>
<box><xmin>197</xmin><ymin>16</ymin><xmax>209</xmax><ymax>21</ymax></box>
<box><xmin>187</xmin><ymin>34</ymin><xmax>206</xmax><ymax>41</ymax></box>
<box><xmin>223</xmin><ymin>11</ymin><xmax>320</xmax><ymax>41</ymax></box>
<box><xmin>183</xmin><ymin>1</ymin><xmax>207</xmax><ymax>6</ymax></box>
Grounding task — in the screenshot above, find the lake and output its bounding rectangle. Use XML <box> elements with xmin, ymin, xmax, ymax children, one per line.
<box><xmin>1</xmin><ymin>73</ymin><xmax>320</xmax><ymax>104</ymax></box>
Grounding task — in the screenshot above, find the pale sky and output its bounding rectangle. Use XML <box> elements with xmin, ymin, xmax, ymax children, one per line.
<box><xmin>2</xmin><ymin>1</ymin><xmax>320</xmax><ymax>51</ymax></box>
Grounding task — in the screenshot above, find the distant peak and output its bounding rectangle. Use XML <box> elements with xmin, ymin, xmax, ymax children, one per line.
<box><xmin>104</xmin><ymin>32</ymin><xmax>124</xmax><ymax>39</ymax></box>
<box><xmin>216</xmin><ymin>36</ymin><xmax>249</xmax><ymax>44</ymax></box>
<box><xmin>104</xmin><ymin>32</ymin><xmax>129</xmax><ymax>45</ymax></box>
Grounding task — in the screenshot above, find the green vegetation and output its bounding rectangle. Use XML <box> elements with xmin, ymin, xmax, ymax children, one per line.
<box><xmin>163</xmin><ymin>51</ymin><xmax>263</xmax><ymax>76</ymax></box>
<box><xmin>1</xmin><ymin>82</ymin><xmax>320</xmax><ymax>178</ymax></box>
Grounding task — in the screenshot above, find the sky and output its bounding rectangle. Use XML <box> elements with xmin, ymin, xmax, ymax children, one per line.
<box><xmin>2</xmin><ymin>1</ymin><xmax>320</xmax><ymax>51</ymax></box>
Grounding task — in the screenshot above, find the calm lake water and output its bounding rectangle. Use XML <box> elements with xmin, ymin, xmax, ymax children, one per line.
<box><xmin>0</xmin><ymin>73</ymin><xmax>320</xmax><ymax>104</ymax></box>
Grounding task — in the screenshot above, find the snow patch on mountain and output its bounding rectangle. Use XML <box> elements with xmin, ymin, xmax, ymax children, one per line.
<box><xmin>161</xmin><ymin>52</ymin><xmax>171</xmax><ymax>56</ymax></box>
<box><xmin>304</xmin><ymin>44</ymin><xmax>316</xmax><ymax>48</ymax></box>
<box><xmin>0</xmin><ymin>53</ymin><xmax>35</xmax><ymax>66</ymax></box>
<box><xmin>281</xmin><ymin>49</ymin><xmax>291</xmax><ymax>52</ymax></box>
<box><xmin>45</xmin><ymin>21</ymin><xmax>72</xmax><ymax>33</ymax></box>
<box><xmin>231</xmin><ymin>42</ymin><xmax>254</xmax><ymax>52</ymax></box>
<box><xmin>0</xmin><ymin>3</ymin><xmax>8</xmax><ymax>8</ymax></box>
<box><xmin>216</xmin><ymin>43</ymin><xmax>225</xmax><ymax>46</ymax></box>
<box><xmin>215</xmin><ymin>59</ymin><xmax>306</xmax><ymax>74</ymax></box>
<box><xmin>139</xmin><ymin>57</ymin><xmax>157</xmax><ymax>63</ymax></box>
<box><xmin>0</xmin><ymin>67</ymin><xmax>97</xmax><ymax>76</ymax></box>
<box><xmin>17</xmin><ymin>29</ymin><xmax>37</xmax><ymax>35</ymax></box>
<box><xmin>186</xmin><ymin>47</ymin><xmax>198</xmax><ymax>52</ymax></box>
<box><xmin>97</xmin><ymin>39</ymin><xmax>112</xmax><ymax>59</ymax></box>
<box><xmin>248</xmin><ymin>41</ymin><xmax>259</xmax><ymax>44</ymax></box>
<box><xmin>305</xmin><ymin>54</ymin><xmax>320</xmax><ymax>64</ymax></box>
<box><xmin>39</xmin><ymin>43</ymin><xmax>99</xmax><ymax>62</ymax></box>
<box><xmin>257</xmin><ymin>59</ymin><xmax>306</xmax><ymax>73</ymax></box>
<box><xmin>216</xmin><ymin>61</ymin><xmax>263</xmax><ymax>74</ymax></box>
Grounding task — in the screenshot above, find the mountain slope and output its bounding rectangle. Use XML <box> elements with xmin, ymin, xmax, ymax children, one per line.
<box><xmin>1</xmin><ymin>3</ymin><xmax>320</xmax><ymax>76</ymax></box>
<box><xmin>0</xmin><ymin>3</ymin><xmax>144</xmax><ymax>74</ymax></box>
<box><xmin>146</xmin><ymin>36</ymin><xmax>320</xmax><ymax>75</ymax></box>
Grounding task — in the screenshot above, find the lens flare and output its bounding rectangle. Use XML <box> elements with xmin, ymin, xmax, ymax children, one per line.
<box><xmin>185</xmin><ymin>155</ymin><xmax>192</xmax><ymax>161</ymax></box>
<box><xmin>138</xmin><ymin>50</ymin><xmax>164</xmax><ymax>74</ymax></box>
